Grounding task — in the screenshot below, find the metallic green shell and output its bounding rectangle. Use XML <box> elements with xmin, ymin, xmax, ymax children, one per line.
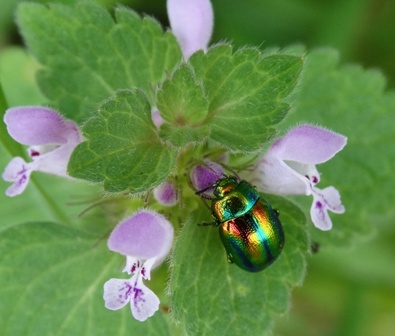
<box><xmin>211</xmin><ymin>180</ymin><xmax>260</xmax><ymax>223</ymax></box>
<box><xmin>219</xmin><ymin>198</ymin><xmax>284</xmax><ymax>272</ymax></box>
<box><xmin>211</xmin><ymin>178</ymin><xmax>284</xmax><ymax>272</ymax></box>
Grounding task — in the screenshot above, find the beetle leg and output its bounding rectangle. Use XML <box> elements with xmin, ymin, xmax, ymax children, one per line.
<box><xmin>196</xmin><ymin>192</ymin><xmax>214</xmax><ymax>200</ymax></box>
<box><xmin>195</xmin><ymin>186</ymin><xmax>214</xmax><ymax>199</ymax></box>
<box><xmin>198</xmin><ymin>220</ymin><xmax>220</xmax><ymax>227</ymax></box>
<box><xmin>198</xmin><ymin>215</ymin><xmax>220</xmax><ymax>227</ymax></box>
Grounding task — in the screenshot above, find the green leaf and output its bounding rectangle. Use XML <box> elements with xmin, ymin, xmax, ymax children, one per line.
<box><xmin>68</xmin><ymin>89</ymin><xmax>176</xmax><ymax>193</ymax></box>
<box><xmin>282</xmin><ymin>48</ymin><xmax>395</xmax><ymax>246</ymax></box>
<box><xmin>158</xmin><ymin>123</ymin><xmax>210</xmax><ymax>147</ymax></box>
<box><xmin>0</xmin><ymin>47</ymin><xmax>47</xmax><ymax>107</ymax></box>
<box><xmin>188</xmin><ymin>45</ymin><xmax>303</xmax><ymax>151</ymax></box>
<box><xmin>157</xmin><ymin>64</ymin><xmax>209</xmax><ymax>146</ymax></box>
<box><xmin>158</xmin><ymin>64</ymin><xmax>209</xmax><ymax>125</ymax></box>
<box><xmin>17</xmin><ymin>2</ymin><xmax>182</xmax><ymax>122</ymax></box>
<box><xmin>169</xmin><ymin>195</ymin><xmax>308</xmax><ymax>335</ymax></box>
<box><xmin>0</xmin><ymin>222</ymin><xmax>171</xmax><ymax>336</ymax></box>
<box><xmin>0</xmin><ymin>83</ymin><xmax>26</xmax><ymax>159</ymax></box>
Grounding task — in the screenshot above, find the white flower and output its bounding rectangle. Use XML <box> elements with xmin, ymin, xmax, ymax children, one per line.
<box><xmin>103</xmin><ymin>209</ymin><xmax>174</xmax><ymax>321</ymax></box>
<box><xmin>2</xmin><ymin>106</ymin><xmax>82</xmax><ymax>197</ymax></box>
<box><xmin>255</xmin><ymin>125</ymin><xmax>347</xmax><ymax>230</ymax></box>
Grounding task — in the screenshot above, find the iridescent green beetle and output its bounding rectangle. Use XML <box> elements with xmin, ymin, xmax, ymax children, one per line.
<box><xmin>196</xmin><ymin>176</ymin><xmax>285</xmax><ymax>272</ymax></box>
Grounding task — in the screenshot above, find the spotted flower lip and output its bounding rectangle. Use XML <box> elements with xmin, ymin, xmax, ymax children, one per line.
<box><xmin>2</xmin><ymin>106</ymin><xmax>82</xmax><ymax>197</ymax></box>
<box><xmin>255</xmin><ymin>124</ymin><xmax>347</xmax><ymax>230</ymax></box>
<box><xmin>167</xmin><ymin>0</ymin><xmax>214</xmax><ymax>59</ymax></box>
<box><xmin>103</xmin><ymin>209</ymin><xmax>174</xmax><ymax>321</ymax></box>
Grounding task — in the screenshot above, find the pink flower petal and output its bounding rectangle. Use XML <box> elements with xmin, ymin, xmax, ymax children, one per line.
<box><xmin>34</xmin><ymin>123</ymin><xmax>81</xmax><ymax>177</ymax></box>
<box><xmin>122</xmin><ymin>257</ymin><xmax>156</xmax><ymax>280</ymax></box>
<box><xmin>256</xmin><ymin>124</ymin><xmax>347</xmax><ymax>231</ymax></box>
<box><xmin>167</xmin><ymin>0</ymin><xmax>214</xmax><ymax>59</ymax></box>
<box><xmin>190</xmin><ymin>160</ymin><xmax>224</xmax><ymax>192</ymax></box>
<box><xmin>316</xmin><ymin>186</ymin><xmax>345</xmax><ymax>214</ymax></box>
<box><xmin>151</xmin><ymin>108</ymin><xmax>164</xmax><ymax>128</ymax></box>
<box><xmin>310</xmin><ymin>186</ymin><xmax>345</xmax><ymax>230</ymax></box>
<box><xmin>140</xmin><ymin>258</ymin><xmax>156</xmax><ymax>281</ymax></box>
<box><xmin>108</xmin><ymin>210</ymin><xmax>174</xmax><ymax>263</ymax></box>
<box><xmin>286</xmin><ymin>161</ymin><xmax>321</xmax><ymax>185</ymax></box>
<box><xmin>310</xmin><ymin>197</ymin><xmax>333</xmax><ymax>231</ymax></box>
<box><xmin>269</xmin><ymin>125</ymin><xmax>347</xmax><ymax>164</ymax></box>
<box><xmin>256</xmin><ymin>154</ymin><xmax>310</xmax><ymax>195</ymax></box>
<box><xmin>2</xmin><ymin>157</ymin><xmax>34</xmax><ymax>197</ymax></box>
<box><xmin>130</xmin><ymin>276</ymin><xmax>160</xmax><ymax>322</ymax></box>
<box><xmin>2</xmin><ymin>108</ymin><xmax>82</xmax><ymax>196</ymax></box>
<box><xmin>103</xmin><ymin>278</ymin><xmax>134</xmax><ymax>311</ymax></box>
<box><xmin>4</xmin><ymin>106</ymin><xmax>73</xmax><ymax>145</ymax></box>
<box><xmin>153</xmin><ymin>181</ymin><xmax>177</xmax><ymax>206</ymax></box>
<box><xmin>256</xmin><ymin>125</ymin><xmax>347</xmax><ymax>196</ymax></box>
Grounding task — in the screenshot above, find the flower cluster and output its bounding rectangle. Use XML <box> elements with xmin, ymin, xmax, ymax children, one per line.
<box><xmin>1</xmin><ymin>0</ymin><xmax>348</xmax><ymax>323</ymax></box>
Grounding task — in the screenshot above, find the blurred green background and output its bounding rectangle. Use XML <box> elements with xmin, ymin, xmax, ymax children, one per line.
<box><xmin>1</xmin><ymin>1</ymin><xmax>394</xmax><ymax>335</ymax></box>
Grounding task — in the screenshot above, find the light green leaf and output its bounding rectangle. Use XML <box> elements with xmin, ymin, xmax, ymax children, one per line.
<box><xmin>283</xmin><ymin>48</ymin><xmax>395</xmax><ymax>246</ymax></box>
<box><xmin>157</xmin><ymin>64</ymin><xmax>209</xmax><ymax>146</ymax></box>
<box><xmin>0</xmin><ymin>47</ymin><xmax>47</xmax><ymax>107</ymax></box>
<box><xmin>169</xmin><ymin>195</ymin><xmax>308</xmax><ymax>335</ymax></box>
<box><xmin>68</xmin><ymin>89</ymin><xmax>176</xmax><ymax>193</ymax></box>
<box><xmin>188</xmin><ymin>45</ymin><xmax>303</xmax><ymax>151</ymax></box>
<box><xmin>17</xmin><ymin>2</ymin><xmax>182</xmax><ymax>122</ymax></box>
<box><xmin>0</xmin><ymin>83</ymin><xmax>25</xmax><ymax>159</ymax></box>
<box><xmin>0</xmin><ymin>222</ymin><xmax>171</xmax><ymax>336</ymax></box>
<box><xmin>157</xmin><ymin>64</ymin><xmax>209</xmax><ymax>125</ymax></box>
<box><xmin>158</xmin><ymin>123</ymin><xmax>210</xmax><ymax>147</ymax></box>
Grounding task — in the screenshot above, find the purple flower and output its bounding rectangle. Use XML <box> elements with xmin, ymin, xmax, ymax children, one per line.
<box><xmin>255</xmin><ymin>125</ymin><xmax>347</xmax><ymax>230</ymax></box>
<box><xmin>151</xmin><ymin>108</ymin><xmax>164</xmax><ymax>128</ymax></box>
<box><xmin>167</xmin><ymin>0</ymin><xmax>214</xmax><ymax>59</ymax></box>
<box><xmin>2</xmin><ymin>106</ymin><xmax>82</xmax><ymax>197</ymax></box>
<box><xmin>103</xmin><ymin>209</ymin><xmax>174</xmax><ymax>321</ymax></box>
<box><xmin>190</xmin><ymin>159</ymin><xmax>224</xmax><ymax>196</ymax></box>
<box><xmin>153</xmin><ymin>181</ymin><xmax>178</xmax><ymax>206</ymax></box>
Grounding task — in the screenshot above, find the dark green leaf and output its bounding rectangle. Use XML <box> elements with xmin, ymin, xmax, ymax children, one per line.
<box><xmin>68</xmin><ymin>89</ymin><xmax>176</xmax><ymax>193</ymax></box>
<box><xmin>157</xmin><ymin>64</ymin><xmax>209</xmax><ymax>146</ymax></box>
<box><xmin>0</xmin><ymin>222</ymin><xmax>171</xmax><ymax>336</ymax></box>
<box><xmin>188</xmin><ymin>45</ymin><xmax>304</xmax><ymax>151</ymax></box>
<box><xmin>17</xmin><ymin>2</ymin><xmax>182</xmax><ymax>122</ymax></box>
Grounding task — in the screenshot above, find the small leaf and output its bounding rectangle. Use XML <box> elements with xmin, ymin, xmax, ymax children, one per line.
<box><xmin>157</xmin><ymin>64</ymin><xmax>209</xmax><ymax>147</ymax></box>
<box><xmin>157</xmin><ymin>64</ymin><xmax>209</xmax><ymax>125</ymax></box>
<box><xmin>169</xmin><ymin>195</ymin><xmax>308</xmax><ymax>335</ymax></box>
<box><xmin>0</xmin><ymin>222</ymin><xmax>171</xmax><ymax>336</ymax></box>
<box><xmin>68</xmin><ymin>89</ymin><xmax>176</xmax><ymax>193</ymax></box>
<box><xmin>159</xmin><ymin>123</ymin><xmax>210</xmax><ymax>147</ymax></box>
<box><xmin>188</xmin><ymin>45</ymin><xmax>304</xmax><ymax>151</ymax></box>
<box><xmin>17</xmin><ymin>2</ymin><xmax>182</xmax><ymax>122</ymax></box>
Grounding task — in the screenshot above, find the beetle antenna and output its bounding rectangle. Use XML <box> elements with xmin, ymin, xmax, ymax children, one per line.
<box><xmin>195</xmin><ymin>184</ymin><xmax>215</xmax><ymax>197</ymax></box>
<box><xmin>198</xmin><ymin>221</ymin><xmax>219</xmax><ymax>227</ymax></box>
<box><xmin>220</xmin><ymin>163</ymin><xmax>240</xmax><ymax>180</ymax></box>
